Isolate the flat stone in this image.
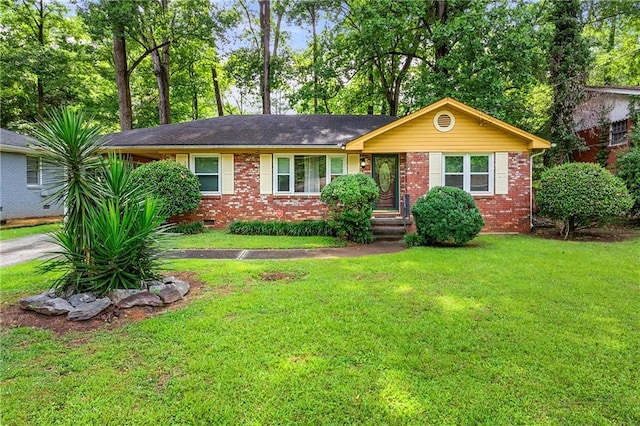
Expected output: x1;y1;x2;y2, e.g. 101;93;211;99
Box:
19;293;73;316
162;276;175;284
171;279;190;297
158;284;182;304
108;289;140;305
116;291;162;309
68;292;96;307
144;280;164;290
67;297;111;321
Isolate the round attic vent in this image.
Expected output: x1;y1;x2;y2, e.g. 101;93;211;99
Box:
434;110;455;132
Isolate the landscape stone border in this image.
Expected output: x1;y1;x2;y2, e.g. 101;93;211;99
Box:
19;276;190;321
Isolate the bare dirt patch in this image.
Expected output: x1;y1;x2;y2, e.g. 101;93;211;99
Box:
260;271;305;282
0;272;204;336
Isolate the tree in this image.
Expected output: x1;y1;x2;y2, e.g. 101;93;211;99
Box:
537;162;633;238
547;0;591;164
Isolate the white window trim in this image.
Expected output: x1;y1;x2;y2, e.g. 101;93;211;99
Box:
26;155;41;187
273;154;347;195
442;153;494;195
190;154;221;194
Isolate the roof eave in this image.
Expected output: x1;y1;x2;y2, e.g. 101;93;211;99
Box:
104;144;349;151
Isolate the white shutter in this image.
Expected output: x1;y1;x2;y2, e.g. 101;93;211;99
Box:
347;154;360;174
495;152;509;195
175;154;188;167
429;152;442;189
221;154;234;194
260;154;273;194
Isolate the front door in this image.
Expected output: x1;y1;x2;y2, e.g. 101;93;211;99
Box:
372;154;399;210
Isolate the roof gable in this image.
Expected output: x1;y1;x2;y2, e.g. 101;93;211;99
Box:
346;98;551;152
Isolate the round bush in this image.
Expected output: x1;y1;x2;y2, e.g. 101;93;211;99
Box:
615;147;640;216
411;186;484;246
320;174;379;243
537;162;633;236
130;160;202;217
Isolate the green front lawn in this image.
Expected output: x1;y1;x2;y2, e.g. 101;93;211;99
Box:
0;223;60;241
164;229;343;249
1;235;639;424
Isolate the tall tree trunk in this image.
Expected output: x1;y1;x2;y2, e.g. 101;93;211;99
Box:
211;66;224;116
189;63;198;120
259;0;271;115
151;38;171;125
37;0;45;117
113;31;133;131
309;4;318;113
433;0;449;76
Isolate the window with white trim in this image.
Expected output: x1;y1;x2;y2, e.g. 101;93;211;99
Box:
609;120;628;146
26;155;41;186
274;154;346;194
191;155;220;193
443;154;493;195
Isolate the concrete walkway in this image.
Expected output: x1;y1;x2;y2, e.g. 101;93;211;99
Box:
0;234;58;268
1;234;406;268
164;241;405;261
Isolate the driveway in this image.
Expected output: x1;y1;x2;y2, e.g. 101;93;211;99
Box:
0;234;58;268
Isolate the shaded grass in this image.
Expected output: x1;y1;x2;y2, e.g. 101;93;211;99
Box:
1;235;639;424
0;224;60;241
164;229;343;249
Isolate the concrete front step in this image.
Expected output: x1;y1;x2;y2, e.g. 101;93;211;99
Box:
371;216;411;241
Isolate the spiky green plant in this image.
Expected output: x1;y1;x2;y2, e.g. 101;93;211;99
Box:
35;109;168;295
32;107;104;264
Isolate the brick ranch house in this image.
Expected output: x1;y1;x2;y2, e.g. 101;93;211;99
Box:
106;98;551;234
573;86;639;167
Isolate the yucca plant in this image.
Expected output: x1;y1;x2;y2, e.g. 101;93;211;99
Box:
36;109;168;295
33;108;105;265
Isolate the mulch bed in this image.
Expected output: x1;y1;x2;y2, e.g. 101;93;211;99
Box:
0;272;204;336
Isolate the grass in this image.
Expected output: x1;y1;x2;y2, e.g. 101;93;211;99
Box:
1;235;639;424
164;229;344;249
0;223;60;241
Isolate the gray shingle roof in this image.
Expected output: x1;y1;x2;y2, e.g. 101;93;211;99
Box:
105;114;398;148
0;129;38;149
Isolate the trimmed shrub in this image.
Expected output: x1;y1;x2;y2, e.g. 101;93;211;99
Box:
130;160;201;217
615;147;640;216
537;162;633;237
411;186;485;246
320;174;379;243
228;220;334;236
173;221;205;235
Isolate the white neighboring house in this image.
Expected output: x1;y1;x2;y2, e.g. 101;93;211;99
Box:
573;85;640;167
0;129;63;223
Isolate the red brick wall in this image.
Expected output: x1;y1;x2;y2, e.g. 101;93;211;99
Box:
402;152;531;233
575;120;632;168
179;152;532;233
176;153;328;228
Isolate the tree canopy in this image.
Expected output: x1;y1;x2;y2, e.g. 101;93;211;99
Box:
1;0;638;144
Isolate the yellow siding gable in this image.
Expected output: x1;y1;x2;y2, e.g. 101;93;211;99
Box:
347;98;551;153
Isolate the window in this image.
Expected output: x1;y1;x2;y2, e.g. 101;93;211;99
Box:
610;120;628;146
26;156;40;186
191;155;220;193
443;154;493;194
274;155;346;194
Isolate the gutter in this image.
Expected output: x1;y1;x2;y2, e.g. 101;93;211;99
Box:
529;149;546;229
103;144;351;151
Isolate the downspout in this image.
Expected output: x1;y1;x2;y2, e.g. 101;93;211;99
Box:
529;149;546;229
